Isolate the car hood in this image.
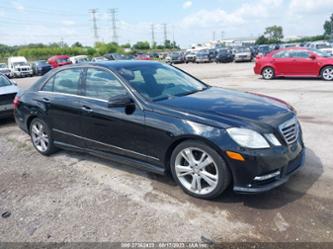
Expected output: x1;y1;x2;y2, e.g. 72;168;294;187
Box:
158;87;294;129
0;85;18;95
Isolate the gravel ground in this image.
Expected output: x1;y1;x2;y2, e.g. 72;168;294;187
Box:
0;62;332;243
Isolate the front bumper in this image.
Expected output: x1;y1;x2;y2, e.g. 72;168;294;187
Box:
227;137;305;193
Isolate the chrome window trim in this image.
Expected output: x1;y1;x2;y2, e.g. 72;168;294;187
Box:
38;65;144;110
53;128;160;161
38;90;108;103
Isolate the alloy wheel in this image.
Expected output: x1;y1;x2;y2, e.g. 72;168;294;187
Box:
262;67;274;80
322;67;333;81
174;147;219;195
31;121;49;152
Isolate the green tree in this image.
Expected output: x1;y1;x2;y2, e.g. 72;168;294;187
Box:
264;25;284;43
323;14;333;36
255;35;269;45
133;41;150;50
72;42;83;47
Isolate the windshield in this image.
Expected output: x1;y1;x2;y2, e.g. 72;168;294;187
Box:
236;47;250;53
36;60;49;65
316;44;330;49
309;48;331;57
0;75;12;87
0;63;7;68
57;58;70;63
115;63;207;102
13;62;28;66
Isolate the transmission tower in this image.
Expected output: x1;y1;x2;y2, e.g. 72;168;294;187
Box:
109;8;118;43
89;9;99;43
151;24;155;48
163;23;168;43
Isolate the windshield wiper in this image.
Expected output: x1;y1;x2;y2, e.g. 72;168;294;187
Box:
175;87;207;97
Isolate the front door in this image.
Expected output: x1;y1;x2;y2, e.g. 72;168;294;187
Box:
79;67;153;162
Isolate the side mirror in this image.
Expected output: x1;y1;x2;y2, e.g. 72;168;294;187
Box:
309;54;316;60
108;94;133;108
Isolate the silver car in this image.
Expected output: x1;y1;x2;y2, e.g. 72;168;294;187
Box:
234;47;252;62
0;74;18;118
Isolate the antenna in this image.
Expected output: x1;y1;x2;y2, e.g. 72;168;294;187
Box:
109;8;118;43
89;9;99;43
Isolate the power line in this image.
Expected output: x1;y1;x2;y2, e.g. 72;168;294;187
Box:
109;8;118;43
89;9;99;43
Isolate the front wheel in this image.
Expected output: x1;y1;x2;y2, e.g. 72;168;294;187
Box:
30;118;57;156
321;66;333;81
170;140;231;199
262;67;275;80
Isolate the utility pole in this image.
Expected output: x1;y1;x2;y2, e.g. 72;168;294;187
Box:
89;9;99;43
163;23;168;44
220;31;224;40
151;24;155;48
331;14;333;41
212;31;216;41
109;8;118;43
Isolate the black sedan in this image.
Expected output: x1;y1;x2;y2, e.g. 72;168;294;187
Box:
215;49;234;63
0;74;18;118
14;61;305;199
31;60;52;76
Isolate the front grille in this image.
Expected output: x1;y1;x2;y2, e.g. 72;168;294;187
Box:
279;118;299;145
0;93;16;105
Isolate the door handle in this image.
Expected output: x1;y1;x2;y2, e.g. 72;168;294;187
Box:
42;97;50;103
81;105;93;112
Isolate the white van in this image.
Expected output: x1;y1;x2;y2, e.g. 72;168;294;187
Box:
8;56;33;78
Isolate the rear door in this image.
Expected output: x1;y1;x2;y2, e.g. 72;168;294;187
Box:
271;50;294;75
39;68;85;147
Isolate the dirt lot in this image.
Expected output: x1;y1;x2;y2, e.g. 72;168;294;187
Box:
1;62;332;243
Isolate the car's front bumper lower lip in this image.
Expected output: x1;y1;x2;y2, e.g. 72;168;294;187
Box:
227;138;305;193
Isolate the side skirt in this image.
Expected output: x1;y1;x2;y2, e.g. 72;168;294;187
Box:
54;141;166;175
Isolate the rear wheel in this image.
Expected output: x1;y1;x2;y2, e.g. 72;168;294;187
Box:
262;67;275;80
170;140;231;199
30;118;57;156
321;66;333;81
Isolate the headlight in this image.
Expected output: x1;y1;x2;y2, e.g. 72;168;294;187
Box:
227;128;270;149
264;133;281;146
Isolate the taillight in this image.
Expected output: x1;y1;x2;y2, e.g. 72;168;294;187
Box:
13;96;20;109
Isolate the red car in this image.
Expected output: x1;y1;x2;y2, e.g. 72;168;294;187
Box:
254;47;333;81
135;54;151;60
47;55;72;69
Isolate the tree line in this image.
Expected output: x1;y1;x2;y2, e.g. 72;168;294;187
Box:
0;40;179;62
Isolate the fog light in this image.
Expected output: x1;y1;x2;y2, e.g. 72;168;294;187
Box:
254;170;280;181
226;151;245;161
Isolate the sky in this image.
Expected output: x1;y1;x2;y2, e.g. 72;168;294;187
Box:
0;0;332;48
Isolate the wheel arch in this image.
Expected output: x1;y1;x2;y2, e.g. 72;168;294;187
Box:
320;64;333;76
261;64;276;75
163;135;232;175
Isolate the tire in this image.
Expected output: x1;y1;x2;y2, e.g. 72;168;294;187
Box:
29;118;58;156
321;66;333;81
262;66;275;80
170;140;231;199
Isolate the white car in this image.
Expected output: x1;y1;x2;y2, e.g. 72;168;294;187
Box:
0;63;11;78
234;47;252;62
91;56;108;62
309;42;333;56
0;74;18;118
69;55;90;64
